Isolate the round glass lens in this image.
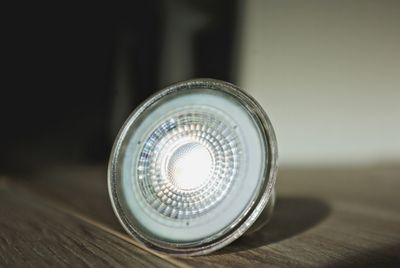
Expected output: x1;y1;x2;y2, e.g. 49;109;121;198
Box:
108;79;278;256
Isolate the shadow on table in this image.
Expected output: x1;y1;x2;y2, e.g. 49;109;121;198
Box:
216;196;331;254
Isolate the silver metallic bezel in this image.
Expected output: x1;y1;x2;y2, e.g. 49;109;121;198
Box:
108;78;278;256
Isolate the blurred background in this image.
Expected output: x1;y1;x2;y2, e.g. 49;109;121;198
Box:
3;0;400;172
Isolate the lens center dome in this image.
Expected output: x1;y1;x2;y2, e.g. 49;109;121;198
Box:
166;142;214;191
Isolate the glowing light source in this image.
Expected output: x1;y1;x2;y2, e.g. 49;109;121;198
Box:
108;79;278;256
166;141;213;191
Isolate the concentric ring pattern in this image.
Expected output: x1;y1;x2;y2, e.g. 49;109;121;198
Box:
136;108;241;221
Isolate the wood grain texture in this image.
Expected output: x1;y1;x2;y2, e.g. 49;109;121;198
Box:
6;165;400;267
0;178;183;268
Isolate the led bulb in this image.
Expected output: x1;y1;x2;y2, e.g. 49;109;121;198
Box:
108;79;278;256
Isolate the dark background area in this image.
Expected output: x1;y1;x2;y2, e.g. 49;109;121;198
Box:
2;1;238;172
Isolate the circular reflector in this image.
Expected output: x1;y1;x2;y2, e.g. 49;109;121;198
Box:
108;79;278;256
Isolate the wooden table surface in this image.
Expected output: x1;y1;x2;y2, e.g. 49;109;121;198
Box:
1;165;399;267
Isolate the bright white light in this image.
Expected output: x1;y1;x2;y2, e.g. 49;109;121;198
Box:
117;88;267;244
109;79;277;256
166;142;213;191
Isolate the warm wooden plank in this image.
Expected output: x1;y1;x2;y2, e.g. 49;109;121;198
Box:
20;166;122;231
0;178;182;268
16;165;400;267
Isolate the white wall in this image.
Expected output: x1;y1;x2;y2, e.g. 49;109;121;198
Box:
237;0;400;165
